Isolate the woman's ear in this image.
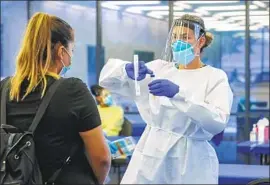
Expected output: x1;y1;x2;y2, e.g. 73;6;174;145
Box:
57;45;64;61
199;36;206;49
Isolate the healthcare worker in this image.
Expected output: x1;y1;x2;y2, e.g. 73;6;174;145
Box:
99;14;233;184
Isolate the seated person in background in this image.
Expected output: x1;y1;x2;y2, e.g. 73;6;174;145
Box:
91;85;124;136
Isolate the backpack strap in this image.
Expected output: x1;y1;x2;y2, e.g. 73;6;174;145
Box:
1;77;11;126
45;144;80;184
28;78;64;133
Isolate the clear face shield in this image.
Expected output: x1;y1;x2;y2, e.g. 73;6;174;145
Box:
161;19;205;67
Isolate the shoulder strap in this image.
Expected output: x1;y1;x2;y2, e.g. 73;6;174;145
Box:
28;78;64;133
46;144;79;184
1;77;11;125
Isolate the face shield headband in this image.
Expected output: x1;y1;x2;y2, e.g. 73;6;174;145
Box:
161;19;205;67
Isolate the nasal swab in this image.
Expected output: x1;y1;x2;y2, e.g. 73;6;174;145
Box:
134;55;141;96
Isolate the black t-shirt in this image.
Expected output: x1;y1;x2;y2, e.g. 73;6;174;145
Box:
0;76;101;183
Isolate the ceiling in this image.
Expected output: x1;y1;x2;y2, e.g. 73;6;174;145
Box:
101;0;269;32
2;0;268;38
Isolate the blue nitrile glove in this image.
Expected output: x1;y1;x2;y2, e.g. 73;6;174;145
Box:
106;139;118;154
125;61;154;81
148;79;179;98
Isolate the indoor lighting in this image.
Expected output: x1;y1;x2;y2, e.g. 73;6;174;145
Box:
102;1;160;6
70;4;87;11
237;21;260;26
125;6;184;12
44;1;66;8
176;1;240;4
213;10;269;18
172;7;185;11
125;9;143;14
174;12;202;16
252;1;267;8
194;9;210;16
173;2;192;9
215;25;262;31
214;27;244;31
173;16;220;22
101;1;161;10
237;18;269;26
101;3;120;10
226;15;269;22
233;32;270;39
147;11;168;16
196;5;258;11
174;16;219;22
147;11;202;17
126;6;168;11
201;17;219;22
206;22;240;29
147;14;163;19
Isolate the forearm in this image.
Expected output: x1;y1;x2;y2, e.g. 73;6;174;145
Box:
89;158;111;184
80;127;112;185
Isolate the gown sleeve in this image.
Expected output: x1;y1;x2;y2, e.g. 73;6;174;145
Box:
170;69;233;135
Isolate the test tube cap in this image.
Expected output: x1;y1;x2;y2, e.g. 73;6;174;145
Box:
134;55;139;61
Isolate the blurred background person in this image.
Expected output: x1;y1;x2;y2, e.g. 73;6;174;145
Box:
91;84;124;136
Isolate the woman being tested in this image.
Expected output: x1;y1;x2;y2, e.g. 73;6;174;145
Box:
0;13;111;184
99;14;233;184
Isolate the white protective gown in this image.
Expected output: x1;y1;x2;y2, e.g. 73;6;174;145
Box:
99;59;233;184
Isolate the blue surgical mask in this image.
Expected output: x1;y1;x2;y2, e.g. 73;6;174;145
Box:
171;40;196;66
59;47;72;76
104;95;113;106
59;61;71;76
